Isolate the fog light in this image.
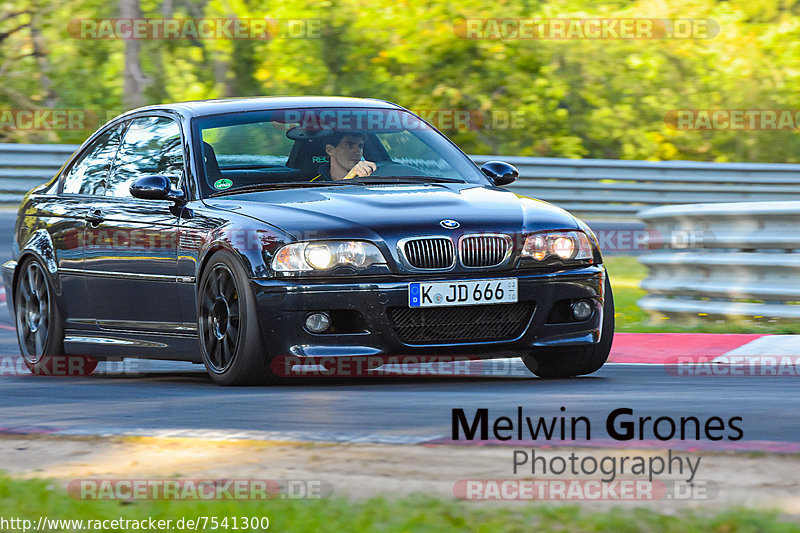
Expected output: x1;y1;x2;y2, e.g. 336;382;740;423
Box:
305;312;331;333
571;300;593;321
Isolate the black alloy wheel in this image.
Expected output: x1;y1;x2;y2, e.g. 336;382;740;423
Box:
13;258;92;376
200;262;240;373
198;250;278;385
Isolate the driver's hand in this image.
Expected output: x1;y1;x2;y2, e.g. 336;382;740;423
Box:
343;161;377;180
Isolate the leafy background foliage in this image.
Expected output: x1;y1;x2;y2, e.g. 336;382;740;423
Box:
1;0;798;162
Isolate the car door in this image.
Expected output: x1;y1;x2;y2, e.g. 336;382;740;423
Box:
82;115;186;333
53;123;126;327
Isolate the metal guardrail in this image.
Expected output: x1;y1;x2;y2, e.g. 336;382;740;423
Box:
3;144;800;218
470;155;800;218
637;201;800;319
0;143;76;204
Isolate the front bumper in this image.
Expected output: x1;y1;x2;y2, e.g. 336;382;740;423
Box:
251;265;606;359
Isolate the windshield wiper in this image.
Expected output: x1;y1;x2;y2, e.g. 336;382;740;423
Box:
209;181;351;197
345;176;465;184
209;176;466;197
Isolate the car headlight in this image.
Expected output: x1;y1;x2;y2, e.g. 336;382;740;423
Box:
272;241;386;272
521;231;593;262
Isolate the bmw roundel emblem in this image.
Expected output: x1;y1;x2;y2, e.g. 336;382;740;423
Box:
440;219;460;229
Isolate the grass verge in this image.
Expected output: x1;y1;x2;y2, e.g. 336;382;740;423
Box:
1;475;798;532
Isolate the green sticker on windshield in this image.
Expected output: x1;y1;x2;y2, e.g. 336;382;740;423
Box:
213;178;233;190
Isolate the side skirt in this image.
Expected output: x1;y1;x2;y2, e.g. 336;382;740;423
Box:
63;330;202;362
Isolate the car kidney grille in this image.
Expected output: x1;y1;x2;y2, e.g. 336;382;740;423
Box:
388;302;533;344
459;235;511;267
402;238;455;269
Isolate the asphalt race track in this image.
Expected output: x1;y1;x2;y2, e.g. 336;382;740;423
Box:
0;210;797;449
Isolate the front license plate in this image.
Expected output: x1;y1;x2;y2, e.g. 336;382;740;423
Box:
409;278;518;308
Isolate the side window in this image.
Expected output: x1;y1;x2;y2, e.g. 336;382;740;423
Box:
202;122;293;168
106;116;184;198
61;124;125;195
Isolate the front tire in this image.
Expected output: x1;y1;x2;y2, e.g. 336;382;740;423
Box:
522;274;615;378
198;250;278;385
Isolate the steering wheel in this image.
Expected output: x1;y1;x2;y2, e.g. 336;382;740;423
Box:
364;161;426;178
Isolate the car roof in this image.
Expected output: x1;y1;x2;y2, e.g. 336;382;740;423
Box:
122;96;404;120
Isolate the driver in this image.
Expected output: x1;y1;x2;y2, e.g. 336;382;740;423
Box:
311;132;377;181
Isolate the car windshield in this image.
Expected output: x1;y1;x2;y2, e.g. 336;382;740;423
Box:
192;107;488;197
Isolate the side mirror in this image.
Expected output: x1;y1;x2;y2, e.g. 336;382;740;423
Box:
130;175;186;204
480;161;519;186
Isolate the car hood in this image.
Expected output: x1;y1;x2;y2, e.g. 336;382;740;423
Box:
203;183;580;242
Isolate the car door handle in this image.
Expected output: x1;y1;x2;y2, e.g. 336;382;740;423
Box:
86;211;104;226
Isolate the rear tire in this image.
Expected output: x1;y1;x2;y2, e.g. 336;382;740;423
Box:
522;274;614;378
198;250;279;386
14;257;97;376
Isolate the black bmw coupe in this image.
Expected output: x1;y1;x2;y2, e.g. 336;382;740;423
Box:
3;97;613;385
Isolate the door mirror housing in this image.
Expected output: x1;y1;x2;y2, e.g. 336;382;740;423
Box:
480;161;519;186
130;175;186;204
